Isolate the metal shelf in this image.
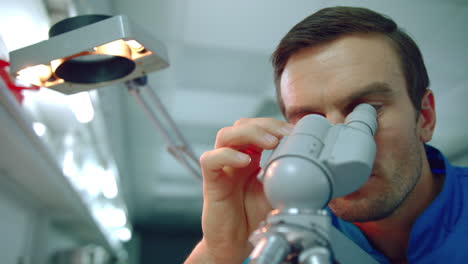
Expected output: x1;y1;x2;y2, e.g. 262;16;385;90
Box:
0;83;125;260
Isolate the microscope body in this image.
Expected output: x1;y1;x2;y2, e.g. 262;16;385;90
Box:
250;104;378;264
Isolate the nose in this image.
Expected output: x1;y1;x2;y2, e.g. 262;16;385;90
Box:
325;111;346;125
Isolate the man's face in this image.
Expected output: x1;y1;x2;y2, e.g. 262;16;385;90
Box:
280;34;424;222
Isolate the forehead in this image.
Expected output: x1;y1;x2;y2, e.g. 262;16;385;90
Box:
280;34;405;113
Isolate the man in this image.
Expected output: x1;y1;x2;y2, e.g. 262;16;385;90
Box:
185;6;468;264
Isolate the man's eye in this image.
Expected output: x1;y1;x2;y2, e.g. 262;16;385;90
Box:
369;104;384;117
368;103;383;111
372;105;382;111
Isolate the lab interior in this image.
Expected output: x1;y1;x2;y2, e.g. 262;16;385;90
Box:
0;0;467;263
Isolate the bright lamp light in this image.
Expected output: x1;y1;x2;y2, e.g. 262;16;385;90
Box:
9;14;202;181
9;15;169;94
115;227;132;242
32;121;47;136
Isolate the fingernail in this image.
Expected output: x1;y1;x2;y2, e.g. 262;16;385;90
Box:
278;124;294;135
237;153;251;162
263;133;277;144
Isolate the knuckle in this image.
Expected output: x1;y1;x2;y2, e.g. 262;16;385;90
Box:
199;151;212;165
215;126;230;141
233;118;250;126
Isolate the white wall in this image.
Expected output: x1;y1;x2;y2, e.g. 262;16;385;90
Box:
0;176;35;264
0;1;84;263
0;0;50;52
0;172;82;264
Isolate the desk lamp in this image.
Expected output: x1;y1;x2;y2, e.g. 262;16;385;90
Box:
9;14;201;179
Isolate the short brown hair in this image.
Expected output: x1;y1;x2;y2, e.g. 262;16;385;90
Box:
272;6;429;116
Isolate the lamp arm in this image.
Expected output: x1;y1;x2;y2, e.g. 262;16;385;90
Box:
143;82;199;165
125;78;202;180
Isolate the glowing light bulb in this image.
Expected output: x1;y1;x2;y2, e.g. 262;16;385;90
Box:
115;227;132;242
32;122;46;136
82;161;103;198
101;168;118;199
50;58;63;72
125;40;144;52
97;39;130;58
62;150;77;178
96;206;127;228
17;64;52;85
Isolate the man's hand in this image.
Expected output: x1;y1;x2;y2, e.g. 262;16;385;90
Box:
185;118;293;264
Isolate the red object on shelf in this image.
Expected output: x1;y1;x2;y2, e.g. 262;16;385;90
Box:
0;59;40;103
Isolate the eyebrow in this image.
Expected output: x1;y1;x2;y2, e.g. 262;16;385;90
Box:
286;82;395;121
347;82;394;102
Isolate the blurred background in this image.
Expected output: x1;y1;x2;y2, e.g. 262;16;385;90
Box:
0;0;467;263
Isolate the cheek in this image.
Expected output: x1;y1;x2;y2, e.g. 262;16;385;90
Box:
372;115;416;164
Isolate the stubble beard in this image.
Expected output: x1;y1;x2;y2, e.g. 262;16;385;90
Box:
328;133;423;223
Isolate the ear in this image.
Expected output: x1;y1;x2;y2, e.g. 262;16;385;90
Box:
417;89;436;142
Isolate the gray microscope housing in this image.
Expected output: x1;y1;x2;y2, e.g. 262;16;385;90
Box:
259;103;378;211
250;104;379;264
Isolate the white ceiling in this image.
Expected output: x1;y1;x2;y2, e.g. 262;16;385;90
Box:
88;0;468;230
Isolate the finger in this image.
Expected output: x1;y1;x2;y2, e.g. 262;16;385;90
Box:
200;148;252;180
233;117;294;137
215;123;291;149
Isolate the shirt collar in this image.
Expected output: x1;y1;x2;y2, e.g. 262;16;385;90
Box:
407;145;463;261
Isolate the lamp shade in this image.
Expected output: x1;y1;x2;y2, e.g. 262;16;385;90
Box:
9;14;169;94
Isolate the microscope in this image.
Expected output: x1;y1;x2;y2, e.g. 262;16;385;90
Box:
249;104;379;264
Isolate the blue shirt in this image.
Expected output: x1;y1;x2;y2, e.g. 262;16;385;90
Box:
244;145;468;263
331;145;468;263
